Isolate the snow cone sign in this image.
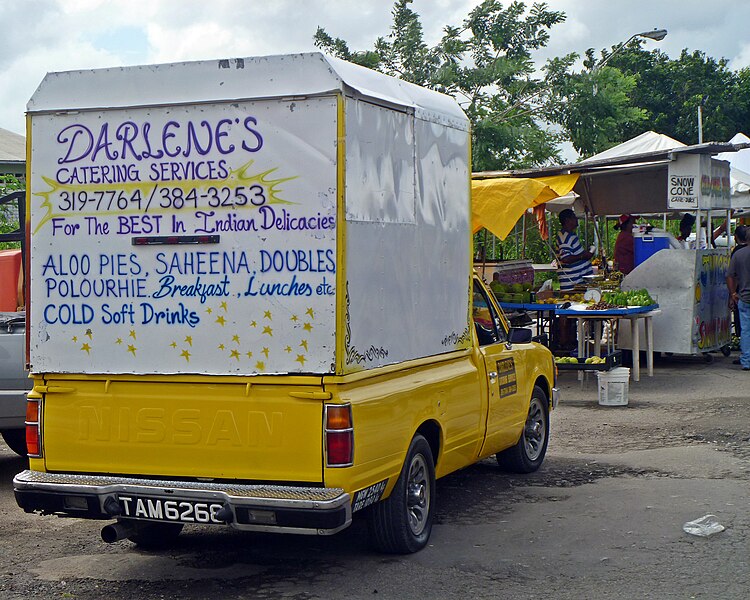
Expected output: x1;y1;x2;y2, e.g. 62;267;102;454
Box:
668;153;730;210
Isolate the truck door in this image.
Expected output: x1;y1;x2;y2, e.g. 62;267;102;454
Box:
472;279;527;454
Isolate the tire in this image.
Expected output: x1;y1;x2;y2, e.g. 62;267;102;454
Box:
496;385;549;474
703;352;715;364
1;429;27;456
126;521;184;549
368;434;435;554
721;345;731;357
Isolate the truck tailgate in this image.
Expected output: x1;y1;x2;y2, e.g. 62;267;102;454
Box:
40;377;324;483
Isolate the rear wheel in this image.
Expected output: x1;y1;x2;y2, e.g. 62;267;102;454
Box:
496;385;549;473
368;434;435;554
126;521;184;549
1;429;27;456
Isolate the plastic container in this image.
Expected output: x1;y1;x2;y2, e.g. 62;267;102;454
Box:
597;367;630;406
634;231;671;267
0;249;21;311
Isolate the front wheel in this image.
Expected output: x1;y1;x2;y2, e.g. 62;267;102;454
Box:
368;434;435;554
496;385;549;473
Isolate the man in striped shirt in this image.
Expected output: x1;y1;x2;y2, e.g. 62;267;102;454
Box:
556;208;594;291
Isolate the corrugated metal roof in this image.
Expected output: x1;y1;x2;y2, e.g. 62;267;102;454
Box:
0;127;25;162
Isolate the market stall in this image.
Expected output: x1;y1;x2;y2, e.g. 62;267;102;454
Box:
472;132;749;371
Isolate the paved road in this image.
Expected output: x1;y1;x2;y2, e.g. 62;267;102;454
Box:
1;353;748;599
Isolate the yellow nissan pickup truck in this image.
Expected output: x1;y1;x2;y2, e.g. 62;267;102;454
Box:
14;53;557;554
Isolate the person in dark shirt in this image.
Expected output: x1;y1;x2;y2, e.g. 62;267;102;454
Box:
727;225;750;370
613;214;636;274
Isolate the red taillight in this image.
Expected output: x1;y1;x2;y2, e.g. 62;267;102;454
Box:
325;404;353;467
25;399;41;457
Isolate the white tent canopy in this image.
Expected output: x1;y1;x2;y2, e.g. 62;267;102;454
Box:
581;131;685;163
716;132;750;198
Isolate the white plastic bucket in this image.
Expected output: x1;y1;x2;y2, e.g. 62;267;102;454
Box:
597;367;630;406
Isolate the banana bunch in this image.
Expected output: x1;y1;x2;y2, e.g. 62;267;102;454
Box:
554;356;579;364
584;356;606;364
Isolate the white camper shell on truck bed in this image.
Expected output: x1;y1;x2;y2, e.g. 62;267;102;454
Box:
25;52;472;378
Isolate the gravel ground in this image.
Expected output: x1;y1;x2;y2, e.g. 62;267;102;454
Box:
0;351;748;599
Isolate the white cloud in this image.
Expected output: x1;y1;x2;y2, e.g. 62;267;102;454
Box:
3;0;750;136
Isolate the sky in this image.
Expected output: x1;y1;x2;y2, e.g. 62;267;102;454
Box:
2;0;750;141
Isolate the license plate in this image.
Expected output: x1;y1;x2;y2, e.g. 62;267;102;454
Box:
118;495;224;524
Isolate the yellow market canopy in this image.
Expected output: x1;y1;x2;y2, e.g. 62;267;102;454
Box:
471;174;579;240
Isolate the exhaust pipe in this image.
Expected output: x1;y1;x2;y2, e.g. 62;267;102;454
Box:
101;521;135;544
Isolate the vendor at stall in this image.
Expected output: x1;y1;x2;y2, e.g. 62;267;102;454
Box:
555;209;593;350
613;214;636;274
556;208;594;291
676;213;708;249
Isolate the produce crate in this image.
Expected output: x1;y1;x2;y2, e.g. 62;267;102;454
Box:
555;350;622;371
493;291;533;304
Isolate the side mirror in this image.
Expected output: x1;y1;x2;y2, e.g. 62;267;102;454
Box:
509;327;533;344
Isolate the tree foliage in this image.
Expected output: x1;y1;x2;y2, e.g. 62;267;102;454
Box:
0;174;23;248
584;43;749;146
315;0;567;170
315;1;750;263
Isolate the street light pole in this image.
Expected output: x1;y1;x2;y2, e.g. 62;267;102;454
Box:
594;29;668;72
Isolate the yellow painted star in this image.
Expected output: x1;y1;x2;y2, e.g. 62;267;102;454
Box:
206;307;213;314
299;339;309;351
85;329;93;339
303;322;313;332
230;349;241;361
296;354;306;366
262;347;270;358
181;349;191;361
129;330;137;340
232;334;241;344
290;315;299;322
115;338;123;345
72;336;78;343
285;346;292;353
81;343;91;354
170;341;177;348
218;343;225;351
264;310;272;320
250;320;257;328
246;351;253;359
255;361;265;370
305;308;315;319
127;344;137;356
216;315;226;326
184;336;193;346
262;325;273;336
220;301;228;312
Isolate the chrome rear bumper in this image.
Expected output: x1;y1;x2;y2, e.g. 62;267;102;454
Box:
14;469;351;535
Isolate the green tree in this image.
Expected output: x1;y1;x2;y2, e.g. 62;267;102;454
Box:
0;174;24;250
315;0;567;170
600;45;745;144
545;49;647;157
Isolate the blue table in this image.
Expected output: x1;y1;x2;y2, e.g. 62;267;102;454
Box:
498;302;563;347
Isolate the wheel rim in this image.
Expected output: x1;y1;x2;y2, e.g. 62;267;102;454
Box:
523;397;546;462
406;454;430;536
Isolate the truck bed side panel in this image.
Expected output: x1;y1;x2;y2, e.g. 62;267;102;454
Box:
324;352;485;494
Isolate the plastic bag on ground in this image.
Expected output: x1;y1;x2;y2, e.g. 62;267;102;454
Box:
682;514;725;537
